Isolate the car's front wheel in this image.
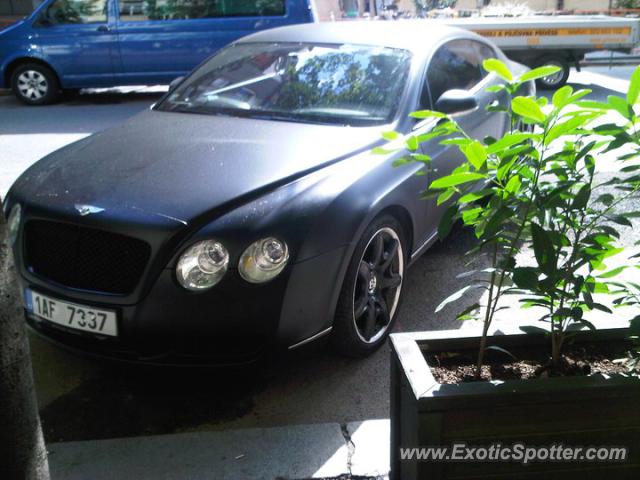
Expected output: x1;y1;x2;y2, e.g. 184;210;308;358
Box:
332;215;406;357
11;63;60;105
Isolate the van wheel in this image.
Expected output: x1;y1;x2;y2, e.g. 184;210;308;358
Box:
534;56;570;90
332;215;406;357
11;63;60;105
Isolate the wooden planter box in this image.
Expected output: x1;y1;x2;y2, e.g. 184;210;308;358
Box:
390;327;640;480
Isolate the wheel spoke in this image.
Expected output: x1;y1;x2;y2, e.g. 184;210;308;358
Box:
354;293;368;319
358;260;370;282
380;239;399;270
375;295;390;327
381;273;402;290
363;299;377;340
371;234;384;265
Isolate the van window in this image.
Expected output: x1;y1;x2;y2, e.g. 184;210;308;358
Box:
119;0;286;22
38;0;108;25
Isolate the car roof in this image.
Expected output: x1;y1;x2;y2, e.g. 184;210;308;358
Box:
236;20;477;52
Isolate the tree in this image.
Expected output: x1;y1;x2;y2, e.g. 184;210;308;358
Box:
0;198;49;480
616;0;640;8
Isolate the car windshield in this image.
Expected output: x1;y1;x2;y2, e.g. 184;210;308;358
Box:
156;42;412;126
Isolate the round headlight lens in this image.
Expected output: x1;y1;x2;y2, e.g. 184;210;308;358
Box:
239;237;289;284
7;204;22;246
176;240;229;291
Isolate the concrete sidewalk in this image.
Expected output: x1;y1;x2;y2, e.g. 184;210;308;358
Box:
47;419;390;480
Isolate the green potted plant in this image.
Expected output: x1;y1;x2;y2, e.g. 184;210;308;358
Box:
388;62;640;480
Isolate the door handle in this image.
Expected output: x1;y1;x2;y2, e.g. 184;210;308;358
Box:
97;25;111;32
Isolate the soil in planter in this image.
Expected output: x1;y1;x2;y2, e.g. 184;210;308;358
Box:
428;342;640;384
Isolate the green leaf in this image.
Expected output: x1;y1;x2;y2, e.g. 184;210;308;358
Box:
430;172;486;189
372;147;395;155
519;65;562;83
627;65;640;106
462;141;487;170
437;204;458;239
552;85;573;108
512;96;546;124
597;266;627;278
571;184;591;210
608;95;633;120
382;131;399;141
486;132;536;155
456;302;481;320
504;175;521;195
531;223;557;275
513;267;539;290
544;114;596;146
483;205;514;237
406;135;419;151
482;58;513;82
409;110;447;119
436;188;455;206
486;84;506;93
459;189;494;204
520;325;548;335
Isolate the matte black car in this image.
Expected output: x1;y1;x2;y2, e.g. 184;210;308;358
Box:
4;21;529;365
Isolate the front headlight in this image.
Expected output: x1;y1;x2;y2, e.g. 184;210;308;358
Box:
239;237;289;283
7;204;21;246
176;240;229;291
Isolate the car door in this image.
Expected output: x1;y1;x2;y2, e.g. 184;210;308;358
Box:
32;0;118;87
114;0;303;85
414;39;507;242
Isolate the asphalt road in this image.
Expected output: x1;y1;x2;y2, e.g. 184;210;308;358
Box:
0;66;636;443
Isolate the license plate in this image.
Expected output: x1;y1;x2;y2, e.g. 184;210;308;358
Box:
25;289;118;337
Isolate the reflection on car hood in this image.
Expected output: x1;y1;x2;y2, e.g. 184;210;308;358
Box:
11;110;385;223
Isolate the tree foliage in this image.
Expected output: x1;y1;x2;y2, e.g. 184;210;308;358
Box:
382;61;640;376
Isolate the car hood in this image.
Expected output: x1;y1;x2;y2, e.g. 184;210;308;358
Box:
11;110;385;224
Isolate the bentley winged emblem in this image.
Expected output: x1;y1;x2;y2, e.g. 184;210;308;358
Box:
74;204;105;216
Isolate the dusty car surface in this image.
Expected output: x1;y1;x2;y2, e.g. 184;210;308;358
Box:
4;21;529;365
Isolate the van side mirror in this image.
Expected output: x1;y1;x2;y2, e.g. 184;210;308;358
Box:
169;76;185;92
435;89;478;115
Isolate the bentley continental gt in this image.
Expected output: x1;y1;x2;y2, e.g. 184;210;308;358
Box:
4;21;530;365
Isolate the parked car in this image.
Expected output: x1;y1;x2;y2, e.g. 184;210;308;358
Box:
4;21;531;365
0;0;316;105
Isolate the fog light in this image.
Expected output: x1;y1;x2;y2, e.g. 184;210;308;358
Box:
239;237;289;283
7;204;21;246
176;240;229;291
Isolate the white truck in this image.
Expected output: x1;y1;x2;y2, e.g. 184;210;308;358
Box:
438;15;640;88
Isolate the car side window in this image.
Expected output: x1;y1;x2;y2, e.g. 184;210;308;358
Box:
422;40;486;108
38;0;108;25
119;0;286;22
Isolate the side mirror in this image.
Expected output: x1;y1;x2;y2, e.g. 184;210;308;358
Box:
168;76;185;92
435;89;478;116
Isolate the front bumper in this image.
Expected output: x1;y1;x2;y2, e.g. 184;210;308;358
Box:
22;268;287;366
21;244;349;366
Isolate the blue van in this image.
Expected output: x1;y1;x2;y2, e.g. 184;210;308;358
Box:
0;0;316;105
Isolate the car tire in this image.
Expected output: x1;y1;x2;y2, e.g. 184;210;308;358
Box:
534;56;570;90
11;63;60;105
332;214;406;357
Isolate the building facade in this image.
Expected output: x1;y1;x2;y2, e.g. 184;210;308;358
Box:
454;0;613;12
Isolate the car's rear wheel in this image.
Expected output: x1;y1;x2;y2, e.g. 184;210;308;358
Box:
11;63;60;105
332;215;405;357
